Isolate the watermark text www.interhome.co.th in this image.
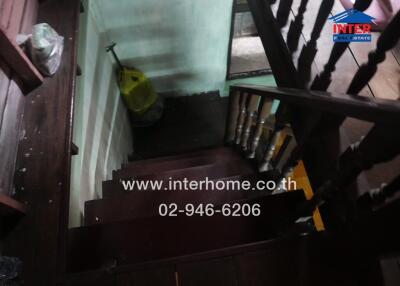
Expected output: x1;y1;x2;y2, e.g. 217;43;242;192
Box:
120;177;297;192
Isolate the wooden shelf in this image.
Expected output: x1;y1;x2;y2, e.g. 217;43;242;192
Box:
0;25;43;92
0;194;27;237
0;194;27;217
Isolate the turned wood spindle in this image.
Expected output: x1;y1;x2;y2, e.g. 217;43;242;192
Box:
225;90;241;143
276;0;294;28
304;123;400;214
274;134;296;171
241;95;261;151
259;127;283;172
348;11;400;95
314;11;400;132
248;99;274;158
235;92;249;145
358;174;400;210
287;0;309;54
297;0;334;85
310;0;373;91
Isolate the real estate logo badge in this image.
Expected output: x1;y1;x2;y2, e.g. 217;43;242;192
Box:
329;9;375;43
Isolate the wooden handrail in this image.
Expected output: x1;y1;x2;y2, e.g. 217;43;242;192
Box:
230;84;400;123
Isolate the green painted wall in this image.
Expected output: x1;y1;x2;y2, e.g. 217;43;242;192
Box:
69;0;276;227
89;0;276;96
69;3;133;227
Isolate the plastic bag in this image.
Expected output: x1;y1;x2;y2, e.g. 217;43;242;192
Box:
28;23;64;76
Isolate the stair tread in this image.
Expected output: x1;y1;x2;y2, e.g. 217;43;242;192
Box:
123;146;236;167
69;191;307;273
115;147;242;178
104;160;257;198
132;94;228;159
85;176;274;226
65;233;324;286
112;157;255;180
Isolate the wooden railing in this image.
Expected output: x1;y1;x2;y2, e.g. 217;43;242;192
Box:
227;0;400;228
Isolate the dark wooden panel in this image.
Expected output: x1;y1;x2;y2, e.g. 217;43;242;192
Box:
116;267;176;286
115;157;220;179
125;147;237;168
0;60;12;194
3;0;26;39
66;271;116;286
235;245;303;286
0;0;38;197
0;26;43;90
0;194;27;238
113;158;255;181
3;0;80;285
103;173;267;198
0;78;25;196
20;0;39;34
0;193;26;216
392;42;400;64
119;148;242;178
178;257;237;286
0;0;14;30
85;185;271;226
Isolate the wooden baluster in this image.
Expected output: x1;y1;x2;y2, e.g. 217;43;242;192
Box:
358;174;400;211
248;98;274;158
273;144;303;193
297;0;334;85
225;90;241;144
276;0;294;28
310;0;373;91
287;0;309;54
259;126;284;172
274;134;296;171
347;11;400;95
259;106;289;172
301;123;400;215
235;92;249;145
241;95;261;151
272;107;332;192
314;11;400;132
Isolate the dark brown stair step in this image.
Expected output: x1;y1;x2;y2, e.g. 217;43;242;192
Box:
121;146;239;170
114;149;242;179
103;173;267;198
112;158;255;181
68;191;306;273
85;187;273;226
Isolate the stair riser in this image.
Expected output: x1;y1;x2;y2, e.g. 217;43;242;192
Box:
69;192;305;273
114;151;242;179
122;147;237;169
84;189;272;226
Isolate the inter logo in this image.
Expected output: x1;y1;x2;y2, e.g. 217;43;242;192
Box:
329;9;375;43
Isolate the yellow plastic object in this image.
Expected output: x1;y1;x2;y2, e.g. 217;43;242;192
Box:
119;67;158;115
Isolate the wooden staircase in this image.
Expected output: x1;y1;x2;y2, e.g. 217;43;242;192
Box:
2;1;400;285
68;145;310;275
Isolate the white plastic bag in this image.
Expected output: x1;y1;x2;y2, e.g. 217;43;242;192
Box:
28;23;64;76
